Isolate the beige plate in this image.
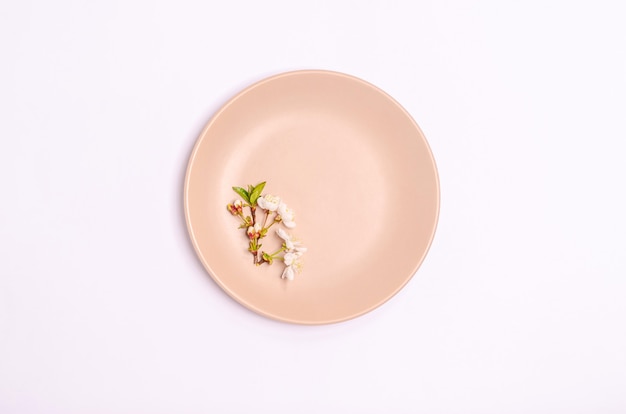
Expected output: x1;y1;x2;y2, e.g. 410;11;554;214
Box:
184;70;439;325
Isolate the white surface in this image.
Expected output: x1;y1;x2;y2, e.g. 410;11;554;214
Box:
1;1;625;412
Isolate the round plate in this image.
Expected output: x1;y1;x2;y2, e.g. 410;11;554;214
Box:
184;70;439;324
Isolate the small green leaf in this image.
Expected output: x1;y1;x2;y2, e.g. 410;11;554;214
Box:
254;181;266;193
249;181;266;205
232;186;249;202
247;184;254;194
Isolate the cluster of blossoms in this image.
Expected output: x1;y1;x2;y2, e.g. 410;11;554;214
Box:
227;182;306;281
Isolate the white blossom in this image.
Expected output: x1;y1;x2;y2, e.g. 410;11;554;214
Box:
278;202;296;228
276;227;291;242
275;227;306;281
276;228;306;252
257;194;281;211
283;252;297;266
276;228;295;250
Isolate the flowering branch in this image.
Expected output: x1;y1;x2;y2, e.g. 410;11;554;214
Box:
227;181;306;280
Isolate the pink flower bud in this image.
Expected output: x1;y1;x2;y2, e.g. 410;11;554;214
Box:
247;226;255;239
227;204;238;215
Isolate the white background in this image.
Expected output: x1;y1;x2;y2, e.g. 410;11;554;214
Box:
1;1;625;413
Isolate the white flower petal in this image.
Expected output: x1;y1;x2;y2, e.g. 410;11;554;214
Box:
277;202;288;217
259;195;280;212
257;196;268;210
282;266;295;281
276;228;291;242
284;252;296;266
278;203;296;225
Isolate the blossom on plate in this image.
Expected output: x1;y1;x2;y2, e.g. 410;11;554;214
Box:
228;181;305;280
257;194;281;212
277;202;296;228
275;228;306;281
281;256;303;281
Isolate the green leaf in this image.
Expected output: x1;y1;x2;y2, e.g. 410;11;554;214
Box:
249;181;266;205
232;186;249;202
254;181;267;193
